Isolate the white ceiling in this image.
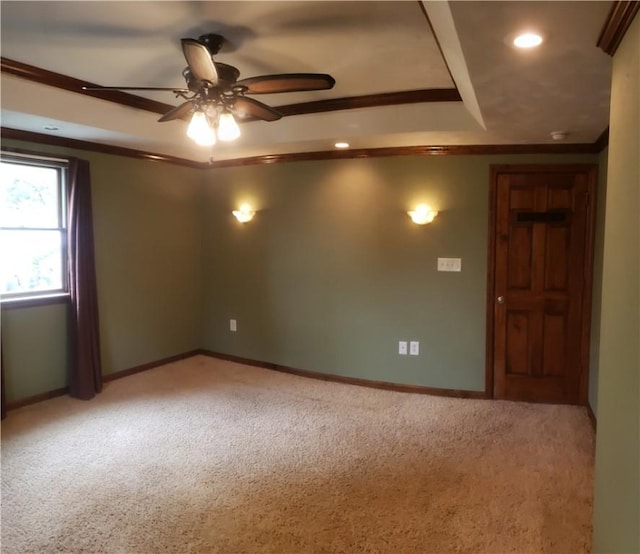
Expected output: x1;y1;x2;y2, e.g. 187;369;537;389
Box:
0;1;613;163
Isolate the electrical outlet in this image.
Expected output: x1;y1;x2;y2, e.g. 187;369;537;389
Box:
398;341;408;355
437;257;462;272
230;319;237;332
409;341;420;356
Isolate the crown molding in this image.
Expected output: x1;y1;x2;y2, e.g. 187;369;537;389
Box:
273;88;461;118
1;57;175;116
0;127;208;169
2;127;603;170
2;56;460;125
597;1;640;56
207;142;599;168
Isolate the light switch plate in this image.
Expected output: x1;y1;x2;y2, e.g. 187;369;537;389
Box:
230;319;237;332
409;341;419;356
398;341;408;355
438;257;462;272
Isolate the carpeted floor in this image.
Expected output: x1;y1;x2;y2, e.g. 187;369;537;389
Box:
1;355;594;553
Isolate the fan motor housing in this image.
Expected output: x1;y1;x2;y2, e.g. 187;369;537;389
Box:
199;33;225;55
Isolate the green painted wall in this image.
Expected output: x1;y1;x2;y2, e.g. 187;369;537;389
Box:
201;153;599;392
588;146;609;417
2;303;68;400
1;140;203;402
1;139;605;404
89;152;203;374
592;15;640;554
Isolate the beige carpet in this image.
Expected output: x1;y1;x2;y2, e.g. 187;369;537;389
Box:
1;355;594;553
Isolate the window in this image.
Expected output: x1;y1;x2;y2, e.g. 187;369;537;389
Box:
1;152;69;302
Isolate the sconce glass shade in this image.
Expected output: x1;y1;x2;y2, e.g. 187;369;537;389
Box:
187;111;216;146
232;204;255;223
217;112;241;142
408;204;438;225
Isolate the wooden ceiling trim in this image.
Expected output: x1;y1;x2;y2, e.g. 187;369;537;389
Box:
597;1;640;56
2;127;600;170
274;88;461;118
207;143;599;168
1;127;207;169
1;57;175;116
2;56;461;123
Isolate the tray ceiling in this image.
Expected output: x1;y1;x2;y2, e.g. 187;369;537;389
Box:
0;1;613;163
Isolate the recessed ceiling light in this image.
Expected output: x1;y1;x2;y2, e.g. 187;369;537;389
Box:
334;142;350;149
513;32;544;49
43;125;59;131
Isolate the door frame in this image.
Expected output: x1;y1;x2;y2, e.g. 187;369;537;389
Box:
485;164;598;404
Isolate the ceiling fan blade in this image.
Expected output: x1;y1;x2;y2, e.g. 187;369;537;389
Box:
232;97;282;122
181;38;218;84
158;100;194;122
82;86;189;92
235;73;335;94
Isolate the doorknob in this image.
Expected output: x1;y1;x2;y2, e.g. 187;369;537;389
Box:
497;295;505;304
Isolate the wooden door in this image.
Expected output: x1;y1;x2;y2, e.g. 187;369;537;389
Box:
488;165;596;404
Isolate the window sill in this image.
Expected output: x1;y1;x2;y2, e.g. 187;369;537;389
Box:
1;293;70;310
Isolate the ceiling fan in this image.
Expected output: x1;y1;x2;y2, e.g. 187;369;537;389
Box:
83;33;336;146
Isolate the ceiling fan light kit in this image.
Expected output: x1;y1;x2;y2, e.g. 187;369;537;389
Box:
217;111;241;142
187;110;216;146
84;33;335;148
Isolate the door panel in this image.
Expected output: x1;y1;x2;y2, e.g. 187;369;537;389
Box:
507;225;533;289
489;166;596;404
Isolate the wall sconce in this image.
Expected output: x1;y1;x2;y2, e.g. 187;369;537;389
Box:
232;204;255;223
408;204;438;225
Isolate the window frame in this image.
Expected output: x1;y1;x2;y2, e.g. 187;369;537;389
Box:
1;150;71;308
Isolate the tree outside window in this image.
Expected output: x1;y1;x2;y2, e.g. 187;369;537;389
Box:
1;153;68;300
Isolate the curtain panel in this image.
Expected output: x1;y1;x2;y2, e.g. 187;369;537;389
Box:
67;158;102;400
1;346;5;419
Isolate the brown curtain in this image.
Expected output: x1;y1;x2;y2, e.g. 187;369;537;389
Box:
67;158;102;400
1;345;6;420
